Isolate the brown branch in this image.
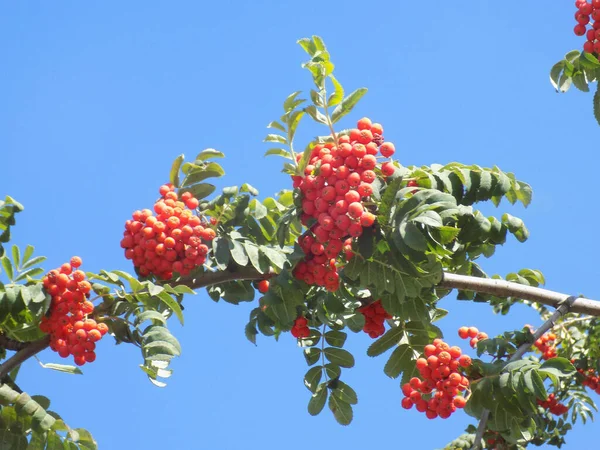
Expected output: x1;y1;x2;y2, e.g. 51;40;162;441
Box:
178;266;275;290
440;272;600;316
0;333;30;351
0;336;50;379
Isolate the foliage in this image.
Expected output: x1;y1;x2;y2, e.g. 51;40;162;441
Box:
0;34;599;449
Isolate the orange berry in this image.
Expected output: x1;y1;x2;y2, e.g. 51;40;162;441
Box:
357;117;372;130
70;256;83;268
458;355;472;367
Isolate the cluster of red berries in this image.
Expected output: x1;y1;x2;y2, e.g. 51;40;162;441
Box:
577;367;600;394
574;1;600;60
538;393;569;416
39;257;108;366
357;300;391;338
534;332;558;360
120;184;216;280
401;337;471;419
292;117;396;292
458;326;488;349
291;316;310;339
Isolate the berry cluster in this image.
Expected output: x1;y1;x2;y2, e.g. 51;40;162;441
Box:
291;316;310;339
358;300;391;338
120;184;215;280
458;326;488;349
538;393;569;416
292;118;396;292
534;333;558;360
574;1;600;60
401;338;471;419
39;257;108;366
577;367;600;394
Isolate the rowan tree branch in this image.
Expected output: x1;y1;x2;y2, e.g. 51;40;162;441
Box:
470;296;577;450
0;333;30;351
178;266;276;290
440;272;600;316
0;336;50;379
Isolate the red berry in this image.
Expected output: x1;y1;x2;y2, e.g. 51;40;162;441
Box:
381;162;395;177
257;280;270;294
380;142;395;158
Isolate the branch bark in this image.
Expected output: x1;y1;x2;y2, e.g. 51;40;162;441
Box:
178;266;275;290
440;272;600;316
0;333;30;351
0;336;50;379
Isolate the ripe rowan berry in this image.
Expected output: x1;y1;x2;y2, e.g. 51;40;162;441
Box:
257;280;270;294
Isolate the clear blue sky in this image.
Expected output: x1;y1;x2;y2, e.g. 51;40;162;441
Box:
0;1;597;449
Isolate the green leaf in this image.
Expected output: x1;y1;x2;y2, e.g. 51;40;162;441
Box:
367;326;404;357
539;357;575;379
229;239;249;267
307;386;327;416
594;84;600;126
297;38;316;56
324;363;341;380
323;347;354;368
20;256;46;270
558;72;572;93
195;148;225;161
304;105;328;124
549;61;565;91
330;88;367;124
180;183;216;201
22;245;34;264
267;121;286;132
324;330;347;348
260;246;287;271
243;242;267;274
304;366;323;393
327;74;344;107
14;267;44;282
283;91;305;112
399;221;428;252
572;72;590;92
1;256;14;281
384;344;415;379
264;134;287;144
530;369;547;400
11;245;20;269
156;291;184;325
169;154;184;188
310;89;324;107
134;310;167;327
213;237;231;270
304;347;321;366
37;362;83;375
328;395;353;425
264;148;292;159
181;162;225;186
332;381;358;405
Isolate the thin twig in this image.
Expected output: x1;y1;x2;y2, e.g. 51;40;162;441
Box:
470;296;577;450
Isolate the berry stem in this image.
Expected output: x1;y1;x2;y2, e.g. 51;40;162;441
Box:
320;323;329;383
